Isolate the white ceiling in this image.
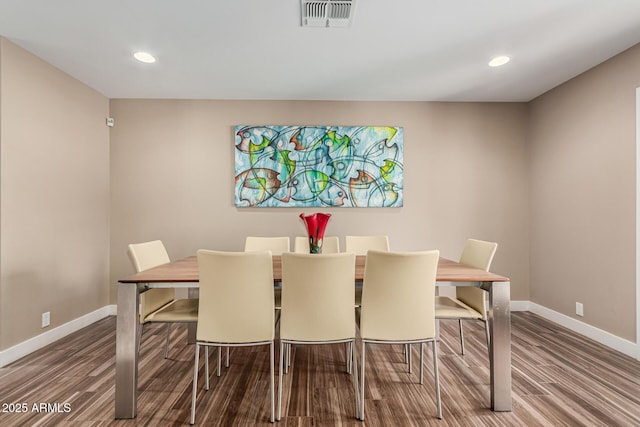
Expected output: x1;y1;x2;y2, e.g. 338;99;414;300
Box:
1;0;640;102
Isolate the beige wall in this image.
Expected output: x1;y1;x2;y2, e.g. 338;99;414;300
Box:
0;38;110;350
529;44;640;341
109;100;530;302
5;33;637;352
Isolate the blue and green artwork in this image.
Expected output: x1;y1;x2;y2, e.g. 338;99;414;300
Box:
234;125;403;208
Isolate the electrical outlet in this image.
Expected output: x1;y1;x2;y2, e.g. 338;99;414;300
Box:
576;302;584;317
42;311;50;328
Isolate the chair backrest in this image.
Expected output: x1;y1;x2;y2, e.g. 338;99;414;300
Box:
280;252;356;341
196;250;275;343
294;236;340;254
456;239;498;318
459;239;498;270
127;240;174;321
359;250;439;341
244;236;290;255
128;240;170;272
344;235;390;255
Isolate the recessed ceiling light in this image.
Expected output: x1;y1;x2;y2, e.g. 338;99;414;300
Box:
133;51;156;64
488;55;510;67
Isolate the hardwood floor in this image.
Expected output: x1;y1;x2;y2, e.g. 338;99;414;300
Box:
1;312;639;426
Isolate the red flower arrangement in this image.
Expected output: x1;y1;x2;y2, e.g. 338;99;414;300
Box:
299;213;331;254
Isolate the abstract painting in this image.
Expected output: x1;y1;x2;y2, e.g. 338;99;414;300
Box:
234;125;403;208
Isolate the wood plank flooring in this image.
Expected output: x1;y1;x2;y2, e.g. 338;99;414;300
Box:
1;312;639;426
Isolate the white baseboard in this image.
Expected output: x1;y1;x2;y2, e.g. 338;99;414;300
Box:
509;300;531;312
0;305;117;368
511;300;638;359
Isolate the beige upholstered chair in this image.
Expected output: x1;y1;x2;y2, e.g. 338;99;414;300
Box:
127;240;198;358
344;235;390;308
191;250;275;424
435;238;498;355
344;235;389;255
244;236;290;254
278;252;360;421
359;250;442;420
244;236;288;311
294;235;340;253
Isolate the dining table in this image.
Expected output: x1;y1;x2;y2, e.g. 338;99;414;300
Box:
115;254;511;419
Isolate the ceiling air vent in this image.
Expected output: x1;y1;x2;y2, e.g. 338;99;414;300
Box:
301;0;355;28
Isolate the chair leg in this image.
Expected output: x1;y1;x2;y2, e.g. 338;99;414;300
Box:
270;341;275;423
164;324;171;358
284;344;288;374
205;346;210;390
432;340;442;419
351;339;361;420
285;343;291;374
484;319;491;351
277;341;285;421
346;342;352;374
419;343;424;385
458;319;465;355
137;323;144;355
408;344;412;374
226;347;230;368
190;343;200;425
217;347;222;377
360;342;366;421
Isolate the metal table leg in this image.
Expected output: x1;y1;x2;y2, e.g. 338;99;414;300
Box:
115;282;139;419
486;280;512;411
187;287;199;343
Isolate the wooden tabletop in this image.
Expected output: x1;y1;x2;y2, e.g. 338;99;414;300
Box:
119;254;509;284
